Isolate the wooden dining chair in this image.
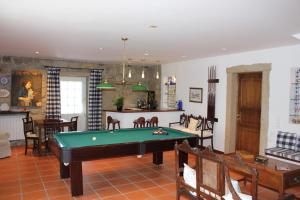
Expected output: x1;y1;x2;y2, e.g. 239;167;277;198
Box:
70;116;79;131
133;117;146;128
146;116;158;127
22;117;40;155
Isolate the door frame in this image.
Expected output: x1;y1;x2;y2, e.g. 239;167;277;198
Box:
224;63;271;155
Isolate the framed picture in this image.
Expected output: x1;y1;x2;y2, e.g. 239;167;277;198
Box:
189;87;203;103
11;70;43;107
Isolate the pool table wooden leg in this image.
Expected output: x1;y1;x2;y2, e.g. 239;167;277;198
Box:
60;162;70;178
153;152;163;165
70;161;83;196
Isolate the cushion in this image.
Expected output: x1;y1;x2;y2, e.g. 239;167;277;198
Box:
223;192;252;200
225;179;241;195
265;147;294;157
283;151;300;161
188;118;199;131
276;131;297;150
172;124;186;131
181;129;213;137
183;163;197;196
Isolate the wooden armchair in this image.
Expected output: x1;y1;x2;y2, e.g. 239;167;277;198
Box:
223;154;258;200
169;113;188;129
175;140;225;200
175;140;259;200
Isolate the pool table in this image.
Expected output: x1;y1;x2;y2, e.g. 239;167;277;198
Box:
51;127;198;196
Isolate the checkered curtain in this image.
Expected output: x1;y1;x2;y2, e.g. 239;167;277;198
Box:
46;67;61;119
88;69;103;130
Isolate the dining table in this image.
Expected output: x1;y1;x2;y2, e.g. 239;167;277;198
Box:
34;119;73;155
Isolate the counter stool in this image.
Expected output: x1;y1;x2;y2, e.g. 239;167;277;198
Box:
107;116;120;130
146;116;158;127
133;117;145;128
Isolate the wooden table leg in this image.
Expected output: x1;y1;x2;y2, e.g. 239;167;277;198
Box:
278;176;285;198
153;152;163;165
70;161;83;196
60;162;70;179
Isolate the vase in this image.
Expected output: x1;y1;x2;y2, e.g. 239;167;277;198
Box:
117;106;123;112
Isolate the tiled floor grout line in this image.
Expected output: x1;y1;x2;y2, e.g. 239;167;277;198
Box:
85;174;103;200
99;170;130;200
35;154;51;200
16;151;24;200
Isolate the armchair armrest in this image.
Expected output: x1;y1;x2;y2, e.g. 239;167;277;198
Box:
169;122;181;128
0;132;9;140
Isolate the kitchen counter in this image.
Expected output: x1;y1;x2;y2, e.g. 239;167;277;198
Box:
104;109;184;129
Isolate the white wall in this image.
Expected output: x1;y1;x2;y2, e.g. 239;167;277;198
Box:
161;44;300;152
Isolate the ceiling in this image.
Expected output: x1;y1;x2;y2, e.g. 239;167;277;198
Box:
0;0;300;64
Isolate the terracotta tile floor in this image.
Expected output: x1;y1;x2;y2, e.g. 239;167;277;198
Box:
0;147;299;200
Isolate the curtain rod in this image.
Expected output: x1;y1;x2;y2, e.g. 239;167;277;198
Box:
44;66;104;71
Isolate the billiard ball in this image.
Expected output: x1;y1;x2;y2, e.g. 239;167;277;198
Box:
92;137;96;141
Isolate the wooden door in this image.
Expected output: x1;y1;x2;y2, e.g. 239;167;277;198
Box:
236;72;262;156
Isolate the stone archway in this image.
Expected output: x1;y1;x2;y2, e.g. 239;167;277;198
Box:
224;63;271;155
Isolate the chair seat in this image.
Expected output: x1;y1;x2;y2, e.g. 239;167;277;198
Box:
111;119;120;123
223;192;252;200
171;125;186;131
26;132;39;138
181;128;213;137
283;151;300;161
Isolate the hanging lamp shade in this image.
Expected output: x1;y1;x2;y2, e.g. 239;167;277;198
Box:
96;80;115;89
132;82;148;91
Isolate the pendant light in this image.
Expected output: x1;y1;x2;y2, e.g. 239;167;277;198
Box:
96;79;115;89
132;82;148;91
128;58;132;78
156;60;160;79
132;59;148;91
121;37;128;84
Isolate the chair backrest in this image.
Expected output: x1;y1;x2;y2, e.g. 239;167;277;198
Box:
150;116;158;127
203;118;214;131
179;113;187;126
44;119;63;139
70;116;78;131
136;117;146;128
188;115;204;130
175;141;257;200
196;147;225;199
22;117;34;137
107;116;113;123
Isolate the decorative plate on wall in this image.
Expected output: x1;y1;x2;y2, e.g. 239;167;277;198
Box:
0;76;9;86
0;89;10;97
0;103;9;111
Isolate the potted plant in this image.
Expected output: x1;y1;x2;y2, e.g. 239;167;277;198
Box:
113;96;124;111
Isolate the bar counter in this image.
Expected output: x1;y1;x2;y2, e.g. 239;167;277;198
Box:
104;108;184;129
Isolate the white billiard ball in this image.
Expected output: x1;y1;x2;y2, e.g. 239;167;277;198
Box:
92;137;96;141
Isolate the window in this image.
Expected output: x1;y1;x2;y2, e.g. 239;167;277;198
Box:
60;77;86;114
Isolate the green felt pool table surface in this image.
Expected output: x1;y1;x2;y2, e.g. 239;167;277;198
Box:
54;127;194;149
